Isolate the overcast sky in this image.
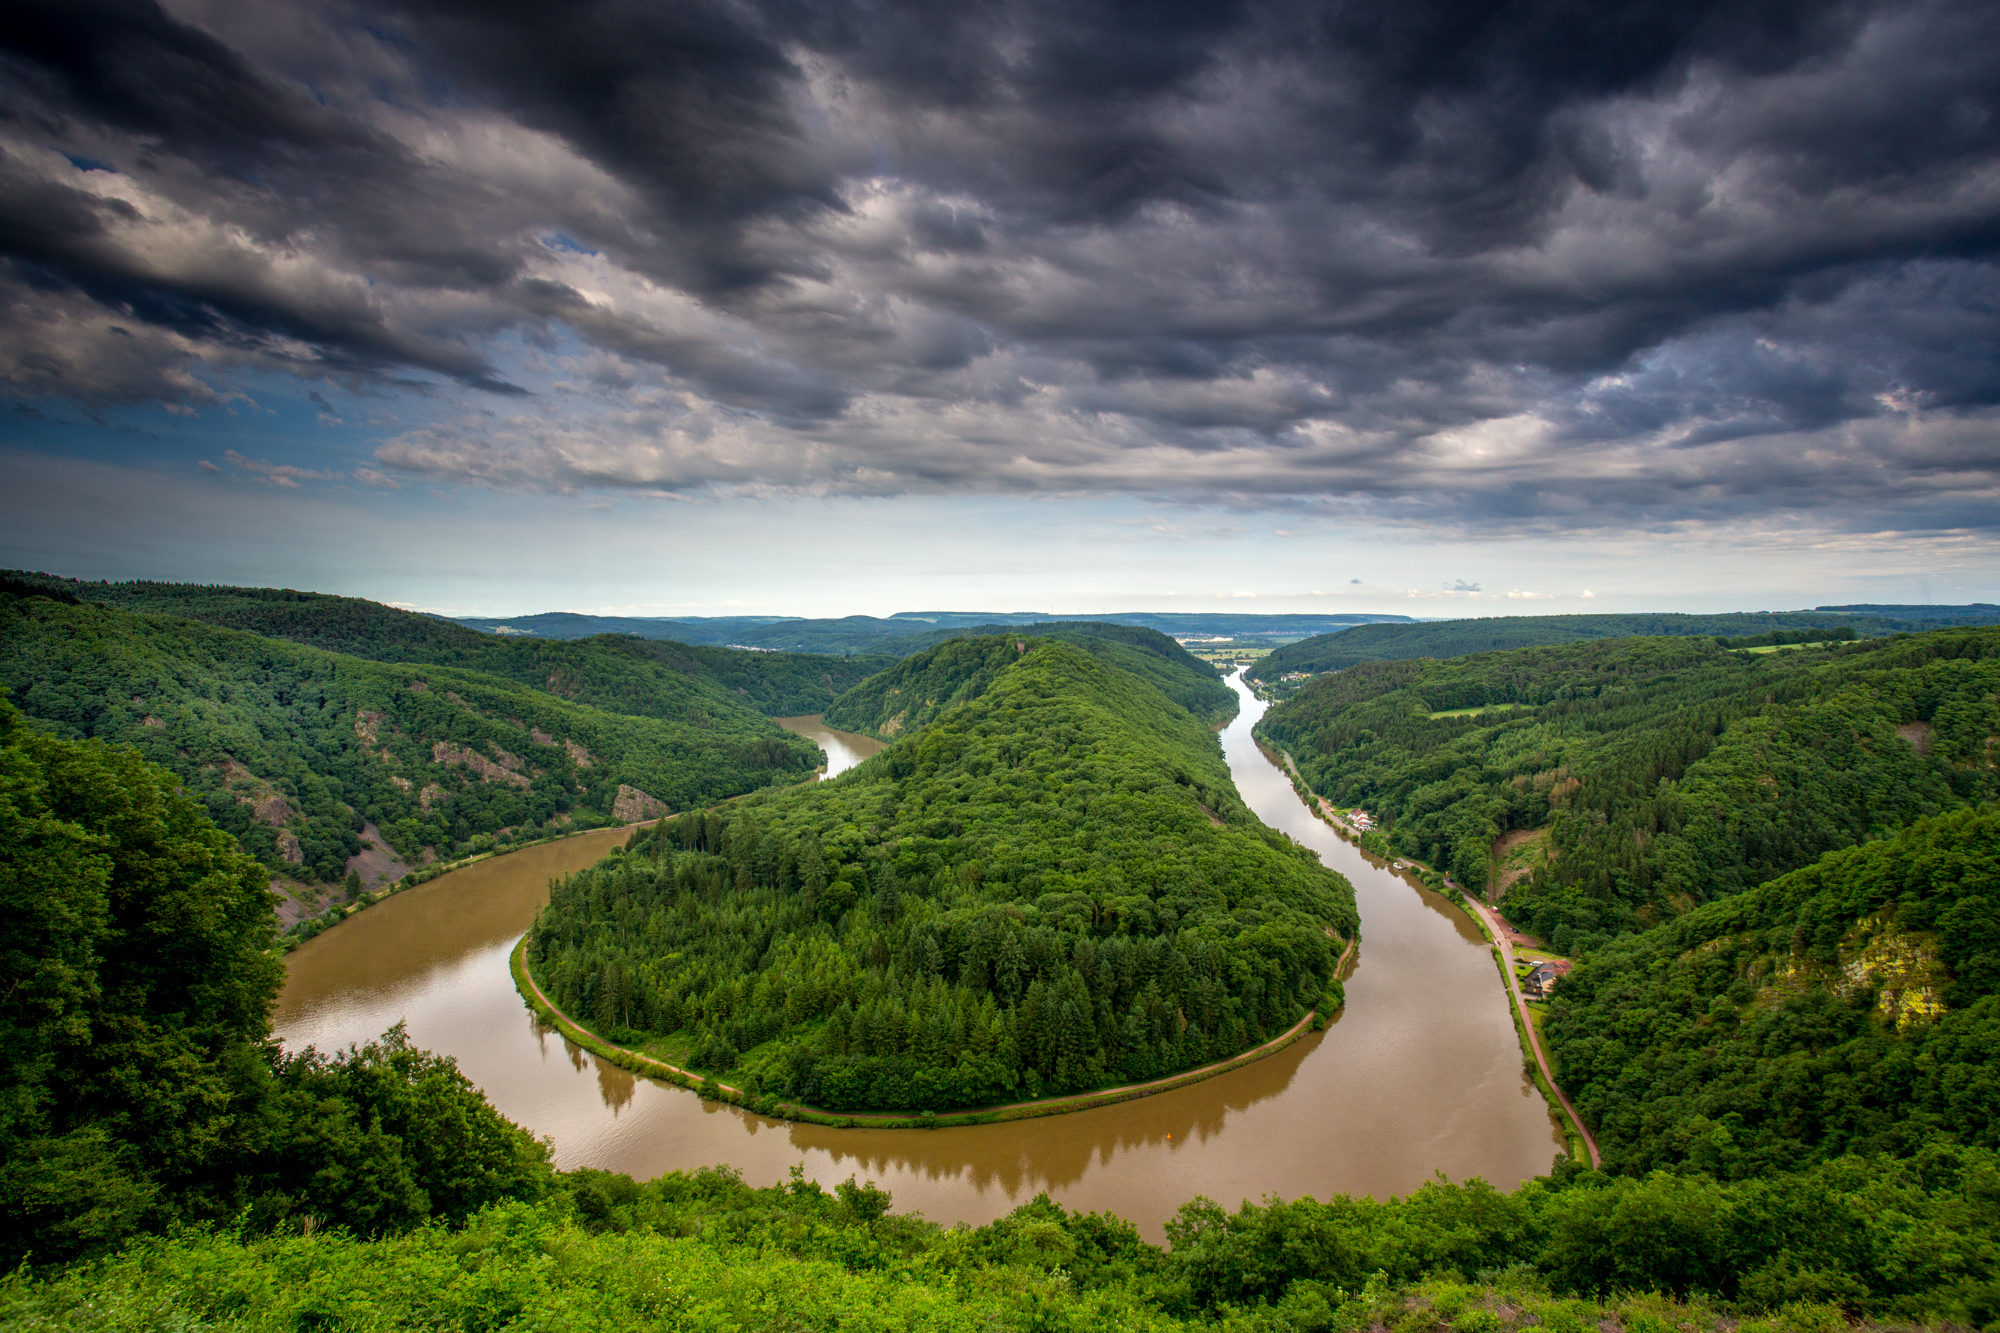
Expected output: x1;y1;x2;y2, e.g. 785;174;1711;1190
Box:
2;0;1997;615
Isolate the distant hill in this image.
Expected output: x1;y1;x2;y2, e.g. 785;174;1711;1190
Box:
1816;602;2000;623
0;591;824;883
2;572;888;717
1245;608;1999;689
452;607;1412;651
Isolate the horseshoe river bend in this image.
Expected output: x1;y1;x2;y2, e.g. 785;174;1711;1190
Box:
274;672;1563;1239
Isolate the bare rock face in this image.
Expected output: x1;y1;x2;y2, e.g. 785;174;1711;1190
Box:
430;740;532;788
612;784;667;823
275;828;305;864
253;793;293;827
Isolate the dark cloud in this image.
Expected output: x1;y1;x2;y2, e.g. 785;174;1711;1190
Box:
0;0;1997;529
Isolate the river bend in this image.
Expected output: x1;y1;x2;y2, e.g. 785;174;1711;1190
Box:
274;674;1561;1237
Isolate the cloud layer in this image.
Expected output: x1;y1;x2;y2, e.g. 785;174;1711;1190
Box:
3;0;1998;529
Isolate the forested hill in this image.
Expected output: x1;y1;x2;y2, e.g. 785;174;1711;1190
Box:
1549;806;2000;1179
11;685;2000;1323
3;571;889;718
826;626;1232;736
528;638;1356;1113
1256;629;2000;951
1245;608;2000;686
0;591;820;882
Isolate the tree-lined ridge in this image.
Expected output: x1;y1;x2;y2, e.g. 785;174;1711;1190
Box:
1257;628;2000;950
0;590;822;885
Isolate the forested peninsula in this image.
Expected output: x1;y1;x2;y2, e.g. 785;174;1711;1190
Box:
1257;629;2000;950
527;636;1356;1112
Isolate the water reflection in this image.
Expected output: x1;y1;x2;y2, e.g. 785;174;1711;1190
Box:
274;675;1560;1239
773;715;885;779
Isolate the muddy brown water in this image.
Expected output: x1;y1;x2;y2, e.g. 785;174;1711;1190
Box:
275;682;1562;1238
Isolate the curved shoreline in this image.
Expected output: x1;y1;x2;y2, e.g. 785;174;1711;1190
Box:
512;933;1354;1130
1264;740;1600;1167
1452;893;1602;1168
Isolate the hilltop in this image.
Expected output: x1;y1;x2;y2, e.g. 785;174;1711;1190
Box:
825;621;1233;733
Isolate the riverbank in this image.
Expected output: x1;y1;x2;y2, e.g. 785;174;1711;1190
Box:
1263;743;1597;1166
512;934;1354;1130
1453;894;1601;1167
278;819;657;952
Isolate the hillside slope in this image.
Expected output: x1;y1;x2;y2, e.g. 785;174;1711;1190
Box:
0;591;820;881
1549;806;2000;1178
1245;609;2000;687
5;573;888;718
529;639;1355;1112
826;626;1233;737
1256;629;2000;948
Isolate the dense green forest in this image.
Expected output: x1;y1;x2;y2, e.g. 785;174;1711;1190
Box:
528;637;1355;1111
11;1149;2000;1330
1549;806;2000;1178
1256;629;2000;950
1246;609;2000;687
0;591;821;880
0;697;554;1266
826;623;1234;735
7;630;2000;1330
5;572;891;718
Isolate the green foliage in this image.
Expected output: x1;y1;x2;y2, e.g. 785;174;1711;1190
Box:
1549;806;2000;1178
1246;610;1992;687
1257;629;2000;947
529;638;1356;1110
861;621;1237;724
0;699;554;1264
6;1153;1998;1329
0;592;822;878
1718;626;1859;650
10;572;892;718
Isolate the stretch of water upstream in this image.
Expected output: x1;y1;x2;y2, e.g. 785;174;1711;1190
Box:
274;676;1562;1238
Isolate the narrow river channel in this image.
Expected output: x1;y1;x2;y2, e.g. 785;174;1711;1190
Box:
274;671;1562;1238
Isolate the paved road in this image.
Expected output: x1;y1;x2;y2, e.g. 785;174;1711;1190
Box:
1453;892;1602;1168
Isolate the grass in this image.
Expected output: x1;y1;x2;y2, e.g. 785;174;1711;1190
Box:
1426;703;1529;719
1739;640;1840;654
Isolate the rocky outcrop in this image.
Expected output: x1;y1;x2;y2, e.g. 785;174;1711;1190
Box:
612;784;667;822
430;740;532;787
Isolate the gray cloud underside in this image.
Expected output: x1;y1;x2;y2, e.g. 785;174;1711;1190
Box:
2;0;1998;527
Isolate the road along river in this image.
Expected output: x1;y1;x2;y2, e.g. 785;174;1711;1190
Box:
274;677;1562;1238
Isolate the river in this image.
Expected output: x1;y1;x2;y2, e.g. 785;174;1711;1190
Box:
274;673;1561;1237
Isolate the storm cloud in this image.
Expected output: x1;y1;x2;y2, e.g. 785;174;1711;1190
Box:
3;0;1997;528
